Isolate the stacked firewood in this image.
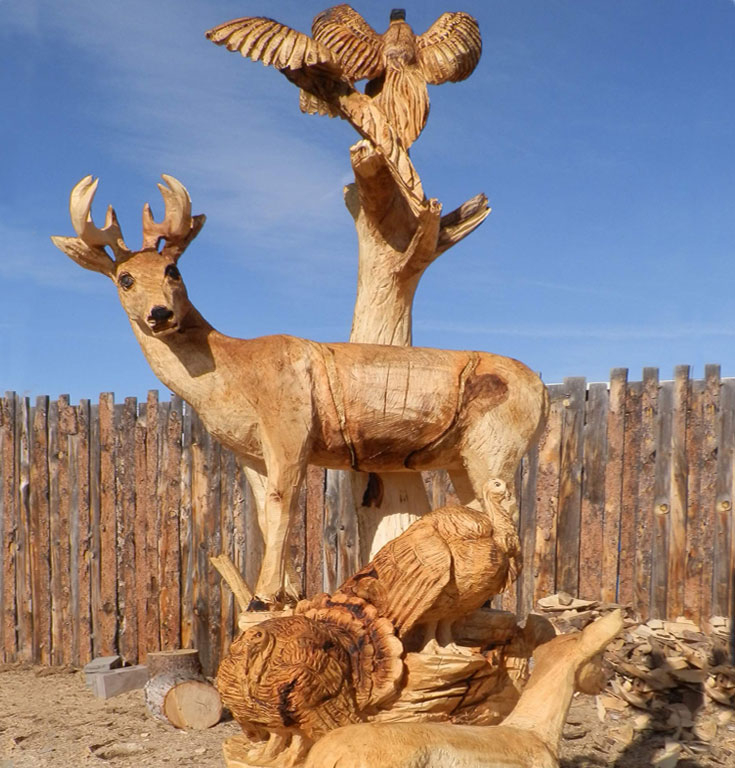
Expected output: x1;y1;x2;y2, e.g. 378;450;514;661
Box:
536;593;735;763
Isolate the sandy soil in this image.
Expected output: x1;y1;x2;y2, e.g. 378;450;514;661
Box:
1;664;734;768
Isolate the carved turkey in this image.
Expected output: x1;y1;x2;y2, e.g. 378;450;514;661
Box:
336;479;520;648
216;595;403;765
206;5;481;149
309;6;482;147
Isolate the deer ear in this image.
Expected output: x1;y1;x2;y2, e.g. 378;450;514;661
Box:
50;235;116;278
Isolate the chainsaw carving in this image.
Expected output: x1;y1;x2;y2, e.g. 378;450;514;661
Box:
206;7;480;196
207;7;501;563
216;596;403;767
51;176;549;606
309;6;481;148
304;610;624;768
217;496;548;767
337;479;520;648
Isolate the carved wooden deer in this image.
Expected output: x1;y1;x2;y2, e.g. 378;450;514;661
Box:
51;175;549;606
304;610;624;768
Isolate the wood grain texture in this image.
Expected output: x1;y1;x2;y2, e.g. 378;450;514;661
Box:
697;365;720;623
667;366;689;619
651;379;673;620
98;393;117;655
618;381;641;607
145;391;162;655
517;447;538;616
160;398;182;650
57;395;73;665
16;397;32;662
714;378;735;617
305;466;326;598
219;447;237;654
602;369;626;604
179;402;194;651
47;400;63;664
635;369;659;621
534;384;564;602
1;393;17;661
30;396;50;664
117;398;138;662
76;400;93;665
134;401;152;660
580;382;608;601
556;378;586;597
89;403;102;657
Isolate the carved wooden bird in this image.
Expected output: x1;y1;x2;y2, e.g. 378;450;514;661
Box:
216;596;403;764
309;6;482;147
336;479;520;649
206;6;481;149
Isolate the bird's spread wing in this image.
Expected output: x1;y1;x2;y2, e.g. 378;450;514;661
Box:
416;12;482;85
206;17;338;73
311;4;384;82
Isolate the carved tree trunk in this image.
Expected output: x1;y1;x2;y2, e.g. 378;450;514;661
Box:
344;140;490;562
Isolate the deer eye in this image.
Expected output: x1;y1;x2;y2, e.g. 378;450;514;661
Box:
164;264;181;281
118;272;135;290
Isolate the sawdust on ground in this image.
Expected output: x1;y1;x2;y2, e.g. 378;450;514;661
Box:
1;664;734;768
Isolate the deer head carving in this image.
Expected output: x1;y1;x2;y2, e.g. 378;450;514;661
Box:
51;175;206;337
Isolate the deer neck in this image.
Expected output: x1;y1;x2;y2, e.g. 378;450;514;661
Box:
129;305;228;412
501;659;577;754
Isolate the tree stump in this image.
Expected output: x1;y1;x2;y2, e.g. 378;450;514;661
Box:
144;650;222;730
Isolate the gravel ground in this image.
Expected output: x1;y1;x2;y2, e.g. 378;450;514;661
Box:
1;664;734;767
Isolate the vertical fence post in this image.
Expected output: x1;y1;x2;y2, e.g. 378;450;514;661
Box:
580;381;608;601
603;368;627;604
556;377;585;597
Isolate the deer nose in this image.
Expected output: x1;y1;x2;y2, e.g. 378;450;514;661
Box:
149;306;174;322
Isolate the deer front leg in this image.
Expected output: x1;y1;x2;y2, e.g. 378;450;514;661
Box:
251;446;308;609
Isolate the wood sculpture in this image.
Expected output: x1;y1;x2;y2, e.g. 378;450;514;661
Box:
206;7;480;197
216;595;403;766
337;479;520;648
309;6;481;148
216;492;535;766
207;6;480;151
206;6;497;561
51;175;549;606
303;610;625;768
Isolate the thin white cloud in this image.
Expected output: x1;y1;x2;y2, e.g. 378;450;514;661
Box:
0;217;102;293
38;0;351;247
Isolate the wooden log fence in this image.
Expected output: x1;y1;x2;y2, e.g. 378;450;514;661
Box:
1;367;733;674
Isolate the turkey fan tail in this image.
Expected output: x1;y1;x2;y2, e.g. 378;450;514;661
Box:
297;593;404;711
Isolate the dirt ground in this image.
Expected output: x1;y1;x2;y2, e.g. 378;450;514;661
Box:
2;664;734;768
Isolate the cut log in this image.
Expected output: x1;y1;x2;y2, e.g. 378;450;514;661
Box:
145;671;222;729
164;679;223;730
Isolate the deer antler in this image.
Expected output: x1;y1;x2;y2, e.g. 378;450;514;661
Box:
141;174;206;260
69;175;131;262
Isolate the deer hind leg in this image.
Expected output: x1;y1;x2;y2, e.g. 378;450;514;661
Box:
252;450;308;607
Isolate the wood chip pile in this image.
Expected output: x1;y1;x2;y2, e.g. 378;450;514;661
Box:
536;593;735;766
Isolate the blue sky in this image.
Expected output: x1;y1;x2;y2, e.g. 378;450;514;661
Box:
2;0;735;401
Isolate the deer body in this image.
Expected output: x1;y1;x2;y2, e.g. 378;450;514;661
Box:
303;611;624;768
52;176;549;604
